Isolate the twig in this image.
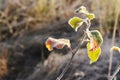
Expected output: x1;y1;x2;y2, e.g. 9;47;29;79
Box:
110;64;120;80
108;5;119;79
56;33;86;80
56;6;93;80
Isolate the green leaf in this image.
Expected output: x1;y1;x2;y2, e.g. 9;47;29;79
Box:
87;13;95;20
68;17;83;31
90;30;103;46
87;30;103;47
87;43;101;64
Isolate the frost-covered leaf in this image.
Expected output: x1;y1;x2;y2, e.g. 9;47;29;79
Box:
87;13;95;20
87;43;101;64
68;17;83;31
75;6;89;14
111;46;120;53
75;6;95;20
89;39;99;51
45;37;71;51
87;30;103;48
86;30;103;64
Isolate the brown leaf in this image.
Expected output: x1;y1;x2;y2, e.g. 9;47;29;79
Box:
45;37;71;51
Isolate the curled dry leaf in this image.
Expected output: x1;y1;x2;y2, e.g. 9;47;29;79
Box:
45;37;71;51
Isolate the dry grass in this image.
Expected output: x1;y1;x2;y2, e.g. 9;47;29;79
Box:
0;58;8;78
0;0;119;40
90;0;120;35
0;47;8;78
0;0;76;40
0;45;12;78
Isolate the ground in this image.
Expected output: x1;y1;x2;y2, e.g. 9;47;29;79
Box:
0;21;120;80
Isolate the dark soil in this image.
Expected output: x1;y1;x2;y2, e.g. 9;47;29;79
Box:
0;21;120;80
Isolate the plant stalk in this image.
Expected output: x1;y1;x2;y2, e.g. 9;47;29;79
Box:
110;64;120;80
108;6;119;79
56;33;86;80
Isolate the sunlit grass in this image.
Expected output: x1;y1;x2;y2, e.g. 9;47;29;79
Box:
0;0;119;35
90;0;120;35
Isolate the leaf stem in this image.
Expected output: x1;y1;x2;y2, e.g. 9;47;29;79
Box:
56;33;86;80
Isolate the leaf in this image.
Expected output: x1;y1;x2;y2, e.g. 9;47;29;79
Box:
75;6;89;14
86;30;103;64
111;46;120;53
45;37;71;51
87;13;95;20
75;6;95;20
89;39;99;51
87;43;101;64
87;30;103;47
68;17;83;31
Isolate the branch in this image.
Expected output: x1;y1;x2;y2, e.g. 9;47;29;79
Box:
108;6;119;79
110;64;120;80
56;33;86;80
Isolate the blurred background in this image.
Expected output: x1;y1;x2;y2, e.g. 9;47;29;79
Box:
0;0;120;80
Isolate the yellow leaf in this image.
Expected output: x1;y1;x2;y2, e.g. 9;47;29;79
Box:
45;37;71;51
111;46;120;53
87;13;95;20
75;6;95;20
45;38;54;51
87;43;101;64
68;17;83;31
